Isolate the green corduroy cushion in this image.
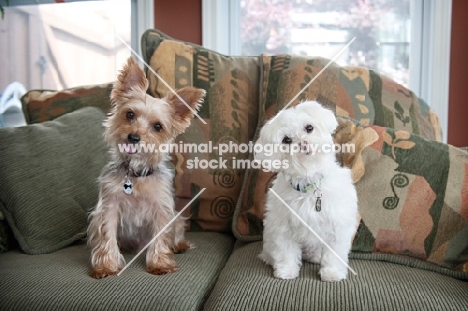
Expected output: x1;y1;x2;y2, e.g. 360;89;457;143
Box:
0;232;234;311
0;107;108;254
204;241;468;311
0;211;11;253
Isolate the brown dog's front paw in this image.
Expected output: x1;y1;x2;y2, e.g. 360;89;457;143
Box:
147;263;178;275
173;241;191;254
89;267;120;279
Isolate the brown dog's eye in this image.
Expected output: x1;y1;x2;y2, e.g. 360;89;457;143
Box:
282;136;292;144
154;123;163;132
305;125;314;133
126;111;134;120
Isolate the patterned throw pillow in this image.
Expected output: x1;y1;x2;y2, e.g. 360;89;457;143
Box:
350;125;468;272
142;29;259;232
234;54;444;239
260;55;441;140
21;83;113;124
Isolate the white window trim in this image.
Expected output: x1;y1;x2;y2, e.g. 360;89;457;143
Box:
131;0;154;56
410;0;452;142
203;0;452;142
202;0;240;55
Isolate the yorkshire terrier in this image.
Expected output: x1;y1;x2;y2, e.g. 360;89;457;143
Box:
255;101;358;282
87;56;205;279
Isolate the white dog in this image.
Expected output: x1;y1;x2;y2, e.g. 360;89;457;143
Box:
255;101;358;282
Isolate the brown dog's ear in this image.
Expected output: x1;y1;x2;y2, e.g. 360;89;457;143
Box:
111;57;149;102
167;87;206;132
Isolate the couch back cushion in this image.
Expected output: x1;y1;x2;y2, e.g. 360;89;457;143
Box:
0;107;108;254
141;29;259;232
349;126;468;273
21;83;113;124
260;55;441;139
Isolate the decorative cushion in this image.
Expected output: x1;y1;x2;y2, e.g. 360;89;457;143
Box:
349;125;468;272
21;83;113;124
0;107;108;254
234;116;468;272
260;55;441;140
141;29;259;232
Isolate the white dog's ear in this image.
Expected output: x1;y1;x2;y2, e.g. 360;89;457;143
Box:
300;101;338;134
321;108;339;134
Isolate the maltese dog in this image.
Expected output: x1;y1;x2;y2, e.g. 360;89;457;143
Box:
255;101;358;282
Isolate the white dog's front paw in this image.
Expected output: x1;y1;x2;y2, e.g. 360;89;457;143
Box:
273;265;300;280
319;267;347;282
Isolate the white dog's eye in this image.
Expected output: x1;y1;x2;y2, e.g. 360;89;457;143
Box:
282;136;292;144
305;124;314;133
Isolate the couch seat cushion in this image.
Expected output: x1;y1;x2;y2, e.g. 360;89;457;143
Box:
204;241;468;311
0;232;234;311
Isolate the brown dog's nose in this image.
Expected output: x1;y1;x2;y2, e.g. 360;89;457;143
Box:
127;133;140;144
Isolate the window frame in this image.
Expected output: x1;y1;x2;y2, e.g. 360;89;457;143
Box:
203;0;452;142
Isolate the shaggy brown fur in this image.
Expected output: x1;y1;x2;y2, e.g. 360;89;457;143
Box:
87;56;205;279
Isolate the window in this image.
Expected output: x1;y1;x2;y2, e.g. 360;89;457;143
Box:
0;0;152;91
202;0;452;142
240;0;410;87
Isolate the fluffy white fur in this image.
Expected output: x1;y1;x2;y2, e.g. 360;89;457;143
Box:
255;101;358;282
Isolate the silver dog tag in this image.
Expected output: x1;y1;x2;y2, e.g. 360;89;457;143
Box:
315;197;322;212
123;179;133;194
314;189;322;212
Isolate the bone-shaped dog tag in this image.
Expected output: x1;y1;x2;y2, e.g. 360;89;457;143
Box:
123;179;133;195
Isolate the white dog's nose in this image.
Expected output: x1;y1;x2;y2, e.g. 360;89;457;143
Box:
300;141;310;153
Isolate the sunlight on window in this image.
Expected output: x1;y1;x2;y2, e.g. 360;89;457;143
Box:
240;0;410;87
0;0;131;91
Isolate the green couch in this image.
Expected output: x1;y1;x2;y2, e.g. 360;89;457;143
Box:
0;29;467;310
